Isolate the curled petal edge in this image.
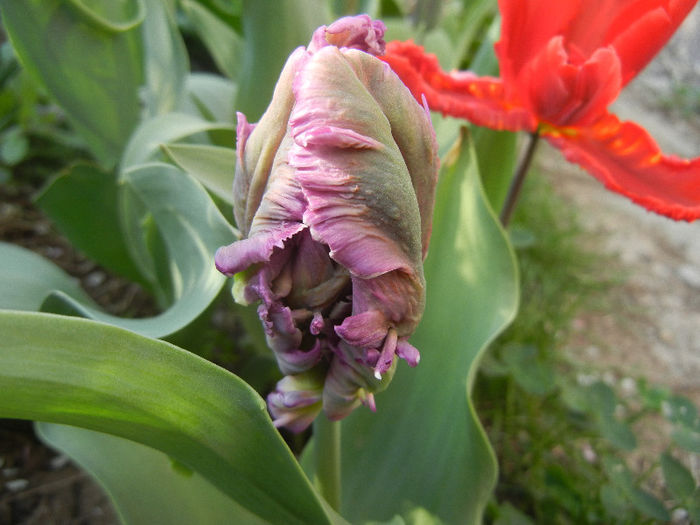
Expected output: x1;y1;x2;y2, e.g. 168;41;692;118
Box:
380;40;537;132
545;113;700;221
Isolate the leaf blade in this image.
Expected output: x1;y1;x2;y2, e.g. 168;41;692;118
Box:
0;310;332;525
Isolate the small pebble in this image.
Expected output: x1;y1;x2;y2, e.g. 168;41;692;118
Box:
678;264;700;289
85;271;106;288
2;467;19;478
50;454;70;470
4;478;29;492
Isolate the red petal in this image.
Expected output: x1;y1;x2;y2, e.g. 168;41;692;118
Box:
607;0;697;86
381;40;536;132
545;113;700;221
497;0;583;83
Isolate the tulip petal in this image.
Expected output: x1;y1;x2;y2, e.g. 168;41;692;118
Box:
308;14;386;55
606;1;697;86
214;222;306;276
233;48;307;235
381;40;537;132
546;113;700;221
290;46;424;278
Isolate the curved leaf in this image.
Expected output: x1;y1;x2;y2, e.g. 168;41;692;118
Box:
235;0;331;120
121;112;234;171
141;0;189;117
181;0;242;80
0;242;94;311
37;423;269;525
339;131;519;523
36;163;145;284
43;163;233;338
1;0;144;166
163;143;236;204
67;0;145;31
0;311;332;525
183;73;237;123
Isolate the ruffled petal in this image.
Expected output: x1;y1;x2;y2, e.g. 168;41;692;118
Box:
496;0;583;84
605;1;697;86
214;222;306;276
308;14;386;55
545;113;700;221
267;371;324;433
233;48;308;235
289;45;425;279
342;48;439;259
517;36;622;127
381;40;537;132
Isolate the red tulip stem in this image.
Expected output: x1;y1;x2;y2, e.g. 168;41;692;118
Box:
499;130;540;227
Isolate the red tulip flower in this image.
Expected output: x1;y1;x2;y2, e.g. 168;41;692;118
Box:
382;0;700;221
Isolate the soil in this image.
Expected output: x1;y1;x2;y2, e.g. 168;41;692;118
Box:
1;8;699;524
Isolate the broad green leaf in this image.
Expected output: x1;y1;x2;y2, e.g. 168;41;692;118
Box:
1;0;144;166
0;311;332;525
235;0;331;121
0;242;94;311
43;163;234;338
183;73;237;123
664;395;699;428
501;344;556;396
473;128;518;213
163;143;236;204
599;483;630;520
602;456;670;521
37;423;268;525
660;452;696;501
121;112;235;171
493;503;535;525
339;132;519;523
587;382;637;451
671;426;700;453
628;488;669;522
67;0;145;30
141;0;189;116
36;163;144;284
597;413;637;451
181;0;243;80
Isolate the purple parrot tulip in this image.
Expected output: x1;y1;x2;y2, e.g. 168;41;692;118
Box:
215;15;439;431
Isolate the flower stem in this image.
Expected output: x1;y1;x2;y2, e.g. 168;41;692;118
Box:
314;416;341;512
499;131;540;227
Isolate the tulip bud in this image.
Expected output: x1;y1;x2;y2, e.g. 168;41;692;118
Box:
215;15;439;431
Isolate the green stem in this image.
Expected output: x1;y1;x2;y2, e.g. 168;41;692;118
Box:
314;416;341;512
499;130;540;227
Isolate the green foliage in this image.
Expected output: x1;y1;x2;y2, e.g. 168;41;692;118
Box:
478;171;700;524
338;131;518;524
0;311;337;525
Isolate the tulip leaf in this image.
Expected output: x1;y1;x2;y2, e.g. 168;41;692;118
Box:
120;113;235;171
235;0;331;120
0;242;94;311
0;311;333;525
339;132;519;523
36;423;268;525
183;73;237;123
180;0;243;80
163;143;236;204
40;163;234;338
473;127;518;213
36;163;145;285
0;0;144;167
141;0;189;117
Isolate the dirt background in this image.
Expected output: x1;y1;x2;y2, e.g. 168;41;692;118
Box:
1;7;699;524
